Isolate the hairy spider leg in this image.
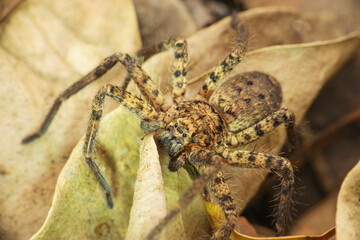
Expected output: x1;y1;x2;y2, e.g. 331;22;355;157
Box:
84;84;158;208
199;23;248;99
145;148;224;240
209;171;237;240
139;38;189;102
22;56;117;143
226;107;297;154
22;53;166;143
136;36;178;61
121;74;132;93
171;40;188;103
224;150;295;236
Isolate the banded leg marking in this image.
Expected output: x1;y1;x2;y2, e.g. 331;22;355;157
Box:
171;40;188;102
199;23;248;99
22;55;118;143
84;84;157;208
225;150;294;235
226;107;297;153
210;171;237;240
136;37;178;60
138;37;188;102
23;52;165;143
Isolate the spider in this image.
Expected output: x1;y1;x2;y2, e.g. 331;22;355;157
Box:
23;21;296;239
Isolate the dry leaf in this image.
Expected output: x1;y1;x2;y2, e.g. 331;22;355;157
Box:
182;0;230;28
0;0;23;22
241;0;360;36
134;0;197;47
336;160;360;240
290;193;337;235
125;134;167;240
0;0;140;239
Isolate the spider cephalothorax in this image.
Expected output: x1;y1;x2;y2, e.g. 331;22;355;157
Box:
23;21;296;240
159;101;226;156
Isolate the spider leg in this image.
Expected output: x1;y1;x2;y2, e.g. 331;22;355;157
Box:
138;38;188;103
224;149;295;235
121;74;132;93
145;147;224;240
23;53;166;143
226;107;297;154
84;84;157;208
209;171;237;240
171;40;188;103
199;23;248;99
136;37;177;60
171;153;212;202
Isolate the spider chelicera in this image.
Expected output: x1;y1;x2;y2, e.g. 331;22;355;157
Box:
23;22;296;239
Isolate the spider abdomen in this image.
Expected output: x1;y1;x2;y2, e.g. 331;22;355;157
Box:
209;71;282;133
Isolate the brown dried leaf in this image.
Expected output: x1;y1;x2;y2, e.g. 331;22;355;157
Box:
336;160;360;240
182;0;230;28
0;0;140;239
241;0;360;35
290;194;337;235
0;0;23;22
134;0;197;47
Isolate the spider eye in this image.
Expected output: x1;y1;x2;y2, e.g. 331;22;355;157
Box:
182;133;187;138
174;123;178;128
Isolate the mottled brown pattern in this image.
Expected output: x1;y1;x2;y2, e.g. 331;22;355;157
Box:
23;20;296;240
160;101;226;155
210;71;282;132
